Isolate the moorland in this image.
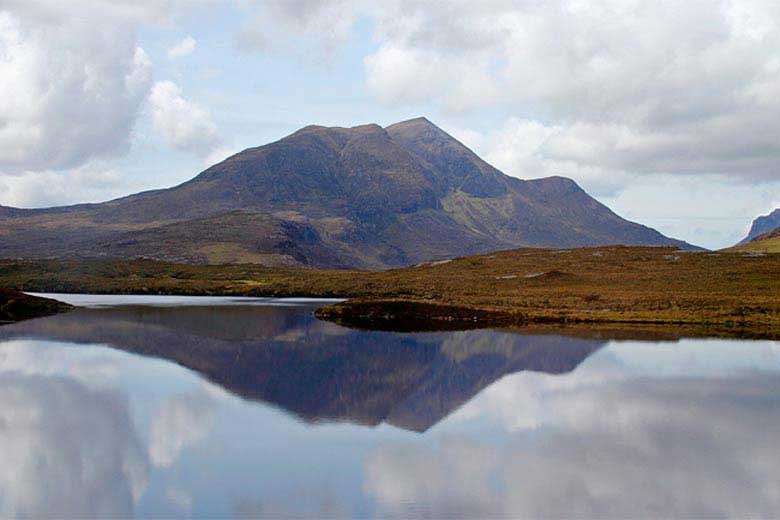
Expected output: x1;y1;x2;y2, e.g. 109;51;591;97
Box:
2;245;779;336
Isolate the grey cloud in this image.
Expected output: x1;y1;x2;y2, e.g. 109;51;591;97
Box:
0;0;175;23
237;0;358;63
249;0;780;182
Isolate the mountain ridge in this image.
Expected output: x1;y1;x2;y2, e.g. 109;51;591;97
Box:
0;117;698;268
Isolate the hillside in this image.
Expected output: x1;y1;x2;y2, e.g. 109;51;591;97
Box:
738;208;780;245
731;227;780;253
0;118;696;269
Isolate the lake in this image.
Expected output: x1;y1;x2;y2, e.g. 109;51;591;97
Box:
0;294;778;518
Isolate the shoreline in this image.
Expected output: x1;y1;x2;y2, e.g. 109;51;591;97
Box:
313;298;780;339
9;289;780;340
8;289;778;340
2;245;780;338
0;289;73;323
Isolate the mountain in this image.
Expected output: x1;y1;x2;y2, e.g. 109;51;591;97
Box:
738;209;780;245
0;117;697;268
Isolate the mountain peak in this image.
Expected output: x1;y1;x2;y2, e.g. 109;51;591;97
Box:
388;116;435;127
291;122;384;137
0;117;697;267
385;116;509;198
385;116;446;137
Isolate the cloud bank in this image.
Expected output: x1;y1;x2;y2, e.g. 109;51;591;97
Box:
244;0;780;186
0;8;152;173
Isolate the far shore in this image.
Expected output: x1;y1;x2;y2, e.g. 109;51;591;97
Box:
2;245;780;338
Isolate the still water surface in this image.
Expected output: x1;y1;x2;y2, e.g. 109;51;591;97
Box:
0;295;778;518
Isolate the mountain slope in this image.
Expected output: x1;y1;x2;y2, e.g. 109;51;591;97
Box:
93;210;356;267
0;118;696;268
738;209;780;245
730;227;780;253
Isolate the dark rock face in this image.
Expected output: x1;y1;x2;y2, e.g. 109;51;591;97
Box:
740;209;780;245
0;118;696;268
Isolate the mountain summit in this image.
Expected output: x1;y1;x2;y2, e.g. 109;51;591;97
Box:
0;118;696;268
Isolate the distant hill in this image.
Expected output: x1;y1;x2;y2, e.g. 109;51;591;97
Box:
738;209;780;245
0;117;697;268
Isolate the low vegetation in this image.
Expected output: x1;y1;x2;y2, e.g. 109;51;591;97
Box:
729;228;780;254
0;289;72;323
2;245;780;336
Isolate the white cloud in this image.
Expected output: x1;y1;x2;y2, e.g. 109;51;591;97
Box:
0;7;153;174
149;81;222;158
241;0;780;186
168;35;197;59
0;161;134;208
364;1;780;181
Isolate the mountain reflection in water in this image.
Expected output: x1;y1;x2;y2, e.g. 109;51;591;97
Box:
0;304;603;431
0;297;778;519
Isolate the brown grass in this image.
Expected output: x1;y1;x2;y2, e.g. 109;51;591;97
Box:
2;245;780;335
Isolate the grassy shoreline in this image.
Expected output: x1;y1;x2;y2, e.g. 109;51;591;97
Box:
314;299;780;339
2;245;780;337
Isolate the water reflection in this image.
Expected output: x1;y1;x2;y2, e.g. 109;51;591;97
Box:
0;370;148;518
0;306;604;431
0;299;777;518
366;373;780;518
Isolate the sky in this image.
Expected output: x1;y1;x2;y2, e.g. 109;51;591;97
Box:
1;0;779;249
